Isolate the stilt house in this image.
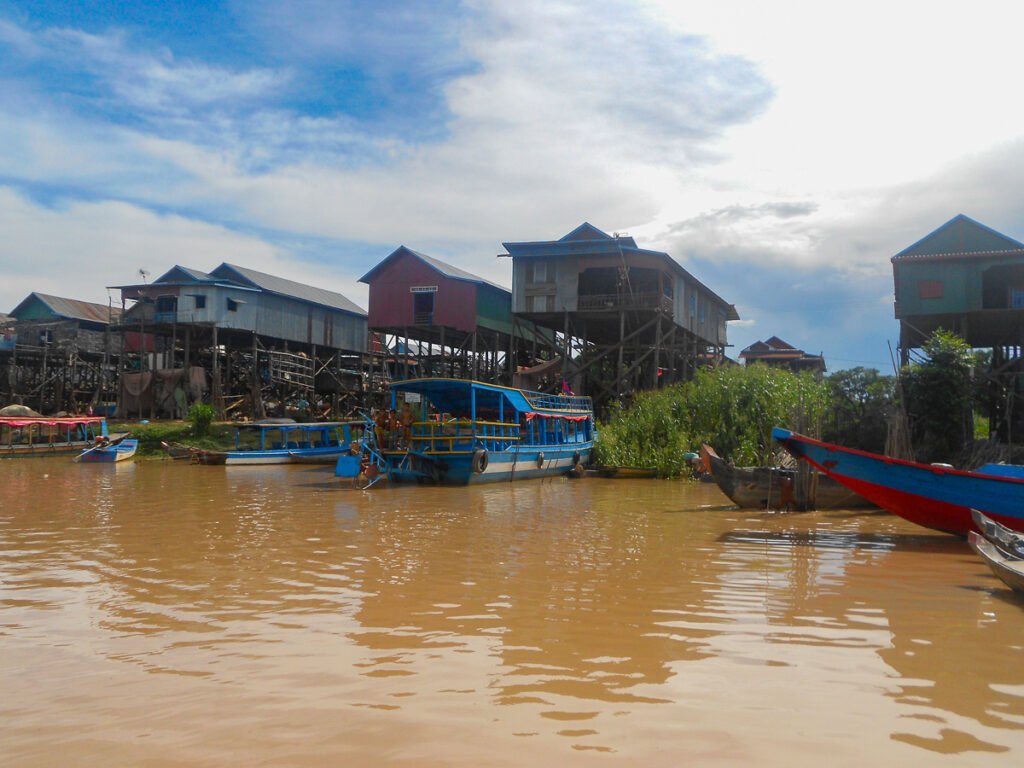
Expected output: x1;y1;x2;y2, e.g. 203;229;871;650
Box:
359;247;554;383
502;223;738;411
111;263;367;418
2;293;123;412
893;214;1024;364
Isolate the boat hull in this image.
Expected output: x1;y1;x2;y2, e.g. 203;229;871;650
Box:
773;427;1024;535
969;531;1024;593
78;439;138;463
703;445;874;510
383;444;591;485
194;446;349;465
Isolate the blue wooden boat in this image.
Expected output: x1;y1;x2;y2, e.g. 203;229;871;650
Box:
340;378;595;485
192;421;357;465
772;426;1024;536
77;436;138;463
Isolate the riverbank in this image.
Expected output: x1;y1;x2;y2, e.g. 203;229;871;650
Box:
108;419;236;457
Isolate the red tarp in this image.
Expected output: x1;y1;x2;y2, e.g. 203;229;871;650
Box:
0;416;106;428
523;412;589;422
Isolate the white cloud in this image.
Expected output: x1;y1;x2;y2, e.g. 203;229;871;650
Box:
0;187;367;314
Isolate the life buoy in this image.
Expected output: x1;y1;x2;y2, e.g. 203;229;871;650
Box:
536;452;545;469
472;448;488;474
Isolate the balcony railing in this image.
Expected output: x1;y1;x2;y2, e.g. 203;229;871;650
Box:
577;292;672;313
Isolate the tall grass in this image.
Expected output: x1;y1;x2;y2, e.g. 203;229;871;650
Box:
593;365;830;476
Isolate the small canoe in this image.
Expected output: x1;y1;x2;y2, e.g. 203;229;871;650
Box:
969;531;1024;594
77;436;138;463
591;465;657;479
161;441;194;460
972;509;1024;556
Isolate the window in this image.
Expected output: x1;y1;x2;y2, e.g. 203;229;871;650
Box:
918;280;944;299
194;295;206;309
699;296;706;324
227;298;239;312
529;294;554;313
532;260;547;283
413;291;434;323
156;296;177;313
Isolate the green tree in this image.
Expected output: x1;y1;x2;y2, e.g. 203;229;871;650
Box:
823;367;896;453
900;330;974;462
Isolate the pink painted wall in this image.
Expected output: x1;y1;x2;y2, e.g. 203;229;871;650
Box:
366;252;478;333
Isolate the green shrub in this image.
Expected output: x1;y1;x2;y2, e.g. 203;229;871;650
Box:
189;403;216;438
593;364;831;476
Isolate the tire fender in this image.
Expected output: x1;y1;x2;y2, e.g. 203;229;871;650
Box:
472;448;488;474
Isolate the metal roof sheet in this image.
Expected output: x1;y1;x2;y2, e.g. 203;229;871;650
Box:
359;246;509;293
212;263;366;316
12;293;120;324
893;214;1024;261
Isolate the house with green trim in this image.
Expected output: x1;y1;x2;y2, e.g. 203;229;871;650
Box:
893;214;1024;364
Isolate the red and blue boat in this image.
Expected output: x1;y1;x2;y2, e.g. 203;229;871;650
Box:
772;426;1024;536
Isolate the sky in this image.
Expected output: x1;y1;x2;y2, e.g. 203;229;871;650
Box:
3;0;1024;372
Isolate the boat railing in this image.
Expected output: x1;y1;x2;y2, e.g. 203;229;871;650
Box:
409;419;521;453
522;391;593;412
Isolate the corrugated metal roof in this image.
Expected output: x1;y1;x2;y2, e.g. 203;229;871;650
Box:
213;263;366;316
893;214;1024;261
14;293;120;324
154;265;217;283
359;246;510;293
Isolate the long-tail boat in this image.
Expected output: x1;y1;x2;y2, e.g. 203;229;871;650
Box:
772;427;1024;535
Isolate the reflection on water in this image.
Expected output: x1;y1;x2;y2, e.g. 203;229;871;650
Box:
2;459;1024;765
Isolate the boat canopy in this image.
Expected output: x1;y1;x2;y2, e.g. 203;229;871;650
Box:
390;378;592;418
0;416;106;428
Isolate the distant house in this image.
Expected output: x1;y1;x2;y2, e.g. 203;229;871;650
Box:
893;214;1024;364
739;336;825;375
8;292;121;356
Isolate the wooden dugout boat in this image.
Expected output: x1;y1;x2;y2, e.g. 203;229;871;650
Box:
971;509;1024;558
590;465;658;479
969;531;1024;595
701;444;875;510
773;427;1024;535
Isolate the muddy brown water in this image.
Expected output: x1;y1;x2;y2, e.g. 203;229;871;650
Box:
2;459;1024;766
